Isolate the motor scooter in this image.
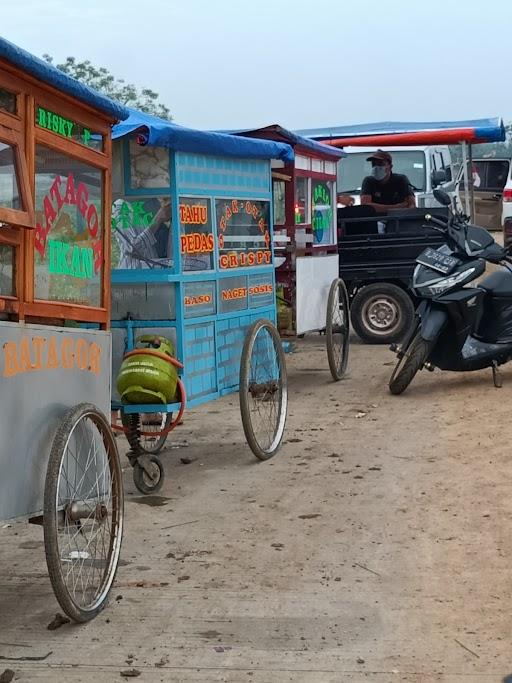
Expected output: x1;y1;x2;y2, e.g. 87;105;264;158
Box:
389;189;512;394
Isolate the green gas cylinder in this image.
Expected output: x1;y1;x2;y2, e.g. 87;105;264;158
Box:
116;335;178;404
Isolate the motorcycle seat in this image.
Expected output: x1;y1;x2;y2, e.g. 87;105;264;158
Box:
479;269;512;297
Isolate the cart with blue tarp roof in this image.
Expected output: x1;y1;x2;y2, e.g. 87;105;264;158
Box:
223;125;350;381
296;118;507;222
109;111;289;492
0;37;129;621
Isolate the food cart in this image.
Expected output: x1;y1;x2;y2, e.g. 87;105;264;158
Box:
223;125;349;381
0;37;128;621
109;111;290;491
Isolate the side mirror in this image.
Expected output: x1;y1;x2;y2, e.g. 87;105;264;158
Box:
433;188;452;206
431;169;447;187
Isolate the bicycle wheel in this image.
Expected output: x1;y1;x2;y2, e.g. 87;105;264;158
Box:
326;277;350;381
239;319;288;460
121;411;171;455
43;403;124;622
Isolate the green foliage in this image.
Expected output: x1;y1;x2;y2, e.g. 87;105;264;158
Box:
42;54;172;120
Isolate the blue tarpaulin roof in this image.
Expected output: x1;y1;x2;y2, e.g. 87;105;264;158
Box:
295;118;506;144
215;124;345;158
113;109;294;162
0;35;129;120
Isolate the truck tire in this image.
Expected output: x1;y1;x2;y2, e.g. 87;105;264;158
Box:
350;283;414;344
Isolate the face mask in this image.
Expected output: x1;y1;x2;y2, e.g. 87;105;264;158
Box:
371;166;387;181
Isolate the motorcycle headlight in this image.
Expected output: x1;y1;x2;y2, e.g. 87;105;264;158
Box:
426;267;476;295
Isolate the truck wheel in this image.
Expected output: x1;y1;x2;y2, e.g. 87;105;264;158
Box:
350;283;414;344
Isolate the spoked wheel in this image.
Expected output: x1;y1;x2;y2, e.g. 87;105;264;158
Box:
121;411;171;455
43;403;124;622
239;319;288;460
389;331;432;395
326;277;350;381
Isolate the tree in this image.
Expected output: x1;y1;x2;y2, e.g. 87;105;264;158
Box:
42;54;172;120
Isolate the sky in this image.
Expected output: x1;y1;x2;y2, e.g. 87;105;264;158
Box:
2;0;511;131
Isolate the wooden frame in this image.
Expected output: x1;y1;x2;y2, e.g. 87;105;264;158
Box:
0;58;117;328
0;124;34;227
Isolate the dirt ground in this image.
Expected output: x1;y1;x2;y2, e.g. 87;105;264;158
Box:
1;334;511;683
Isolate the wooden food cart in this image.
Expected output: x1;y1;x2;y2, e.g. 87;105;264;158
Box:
0;37;128;621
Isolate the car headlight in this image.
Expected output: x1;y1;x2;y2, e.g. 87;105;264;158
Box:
426;267;476;295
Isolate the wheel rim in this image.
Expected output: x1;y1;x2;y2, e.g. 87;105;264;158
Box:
139;460;161;487
361;295;402;336
244;324;287;454
327;280;349;378
54;412;122;613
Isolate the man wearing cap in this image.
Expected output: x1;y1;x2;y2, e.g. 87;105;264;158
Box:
360;150;415;213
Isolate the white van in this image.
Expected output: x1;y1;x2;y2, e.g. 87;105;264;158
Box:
337;145;454;208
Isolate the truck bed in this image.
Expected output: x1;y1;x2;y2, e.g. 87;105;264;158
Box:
337;208;448;288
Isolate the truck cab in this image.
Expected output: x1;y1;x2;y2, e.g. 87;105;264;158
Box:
337;145;454;209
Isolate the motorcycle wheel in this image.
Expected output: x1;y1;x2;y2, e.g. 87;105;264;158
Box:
389;332;432;395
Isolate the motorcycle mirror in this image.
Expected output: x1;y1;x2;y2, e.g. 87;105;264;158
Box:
433;189;451;206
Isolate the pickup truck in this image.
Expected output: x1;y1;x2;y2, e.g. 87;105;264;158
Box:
338;145;455;208
337;206;448;344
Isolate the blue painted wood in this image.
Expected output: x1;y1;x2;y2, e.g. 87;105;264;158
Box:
111;320;177;329
112;266;274;284
112;140;278;415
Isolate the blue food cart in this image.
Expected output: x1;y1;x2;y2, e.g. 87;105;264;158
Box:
109;111;291;492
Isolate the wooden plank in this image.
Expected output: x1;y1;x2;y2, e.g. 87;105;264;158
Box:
0;70;24;132
25;302;108;323
272;171;292;182
0;108;22;132
0;122;34;228
295;169;337;180
14;129;35;227
22;94;36;315
0;206;31;229
0;226;21;245
35;127;109;169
